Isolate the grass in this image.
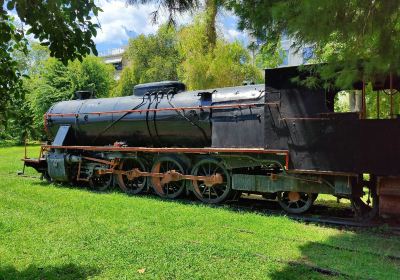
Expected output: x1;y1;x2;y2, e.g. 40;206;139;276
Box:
0;146;400;279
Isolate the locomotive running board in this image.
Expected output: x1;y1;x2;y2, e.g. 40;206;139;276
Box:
43;145;290;170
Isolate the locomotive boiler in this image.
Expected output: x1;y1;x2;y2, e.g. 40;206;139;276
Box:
46;81;212;148
24;65;400;219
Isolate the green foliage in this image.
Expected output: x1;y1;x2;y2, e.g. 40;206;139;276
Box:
126;0;199;23
178;16;262;90
0;12;28;124
255;41;284;69
69;56;115;98
0;49;115;144
0;42;50;143
365;85;400;119
114;18;262;95
126;25;180;84
111;66;137;97
208;41;261;87
4;0;101;62
0;0;101;126
228;0;400;87
113;25;181;96
28;56;114;136
177;19;213;89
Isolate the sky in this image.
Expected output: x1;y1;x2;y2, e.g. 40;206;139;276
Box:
94;0;249;55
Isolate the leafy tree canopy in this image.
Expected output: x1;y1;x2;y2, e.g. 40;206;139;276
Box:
114;17;262;96
0;0;101;123
112;25;181;96
178;15;261;89
227;0;400;88
0;52;115;144
126;0;199;24
125;25;181;84
30;55;114;122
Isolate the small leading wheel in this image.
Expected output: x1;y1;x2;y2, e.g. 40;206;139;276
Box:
277;191;316;214
89;166;113;192
191;158;232;204
151;157;186;199
117;158;147;195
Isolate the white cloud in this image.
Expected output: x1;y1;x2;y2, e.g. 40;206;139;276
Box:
216;9;248;44
226;29;241;40
94;0;191;46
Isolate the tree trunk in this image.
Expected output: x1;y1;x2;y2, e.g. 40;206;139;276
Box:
205;0;217;49
349;91;362;112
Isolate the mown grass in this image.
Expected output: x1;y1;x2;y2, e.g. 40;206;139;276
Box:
0;146;399;279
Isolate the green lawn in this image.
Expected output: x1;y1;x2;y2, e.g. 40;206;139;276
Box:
0;146;399;279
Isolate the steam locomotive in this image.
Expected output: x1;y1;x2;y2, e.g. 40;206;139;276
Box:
24;65;400;219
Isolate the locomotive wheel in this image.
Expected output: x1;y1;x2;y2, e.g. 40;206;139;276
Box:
191;158;232;204
117;158;147;195
89;168;113;192
151;156;186;199
277;191;316;214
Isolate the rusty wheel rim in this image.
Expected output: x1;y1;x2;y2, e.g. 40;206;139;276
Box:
191;159;231;204
277;191;314;214
151;158;185;199
117;158;147;195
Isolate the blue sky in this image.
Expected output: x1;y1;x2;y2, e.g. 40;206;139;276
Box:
94;0;248;54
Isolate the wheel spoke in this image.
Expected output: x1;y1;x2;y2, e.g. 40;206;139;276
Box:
117;158;147;195
150;158;185;199
191;159;231;204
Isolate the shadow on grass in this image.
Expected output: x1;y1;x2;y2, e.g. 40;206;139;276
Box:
266;233;400;279
0;263;99;280
29;178;355;220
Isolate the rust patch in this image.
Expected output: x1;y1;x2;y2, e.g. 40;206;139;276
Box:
288;191;301;202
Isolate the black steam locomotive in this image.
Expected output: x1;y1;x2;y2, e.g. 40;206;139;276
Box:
24;65;400;218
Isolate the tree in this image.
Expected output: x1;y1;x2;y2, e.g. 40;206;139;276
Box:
68;56;115;98
126;0;221;49
126;0;198;24
227;0;400;87
114;25;181;96
0;0;101;124
255;41;284;69
111;66;138;97
3;43;51;143
178;15;262;90
27;56;114;140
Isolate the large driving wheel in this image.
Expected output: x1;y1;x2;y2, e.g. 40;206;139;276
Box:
277;191;316;214
191;158;232;204
117;158;147;195
151;156;186;199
